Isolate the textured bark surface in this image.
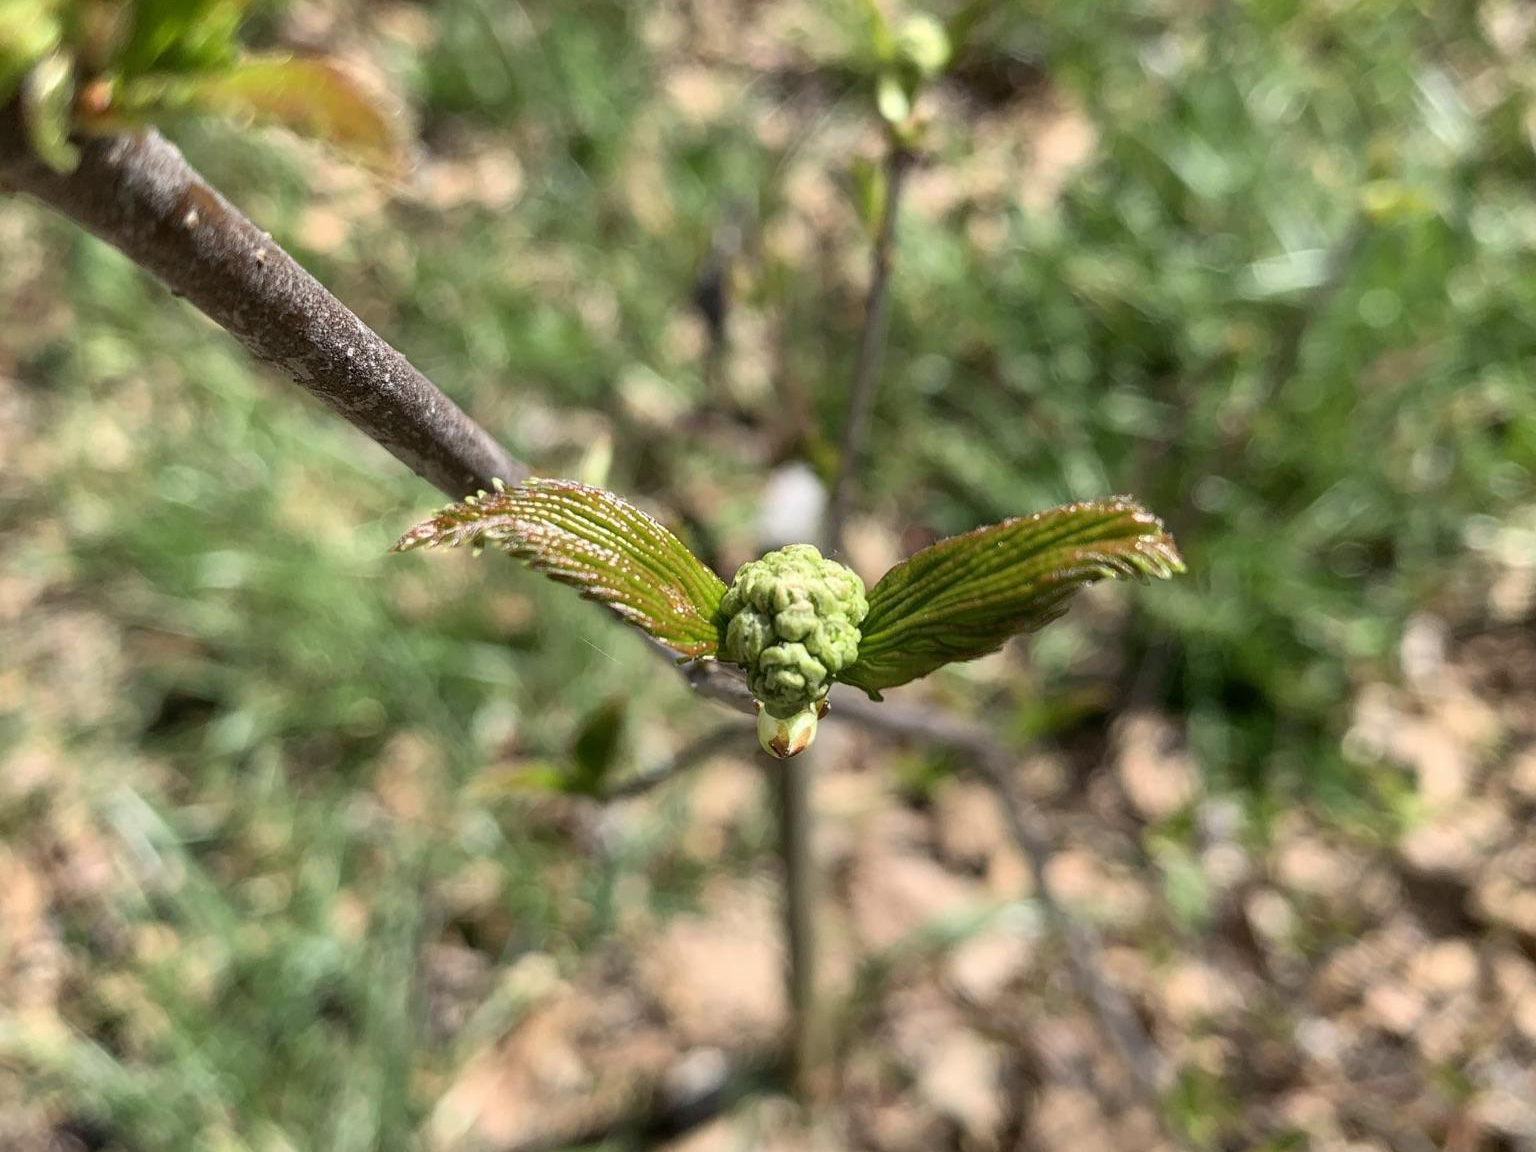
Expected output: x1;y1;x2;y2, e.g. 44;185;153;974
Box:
0;100;527;499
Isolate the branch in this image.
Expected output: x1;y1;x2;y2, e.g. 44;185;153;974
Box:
0;100;528;500
825;146;911;553
828;688;1177;1112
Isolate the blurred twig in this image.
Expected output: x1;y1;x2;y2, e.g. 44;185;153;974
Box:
829;689;1177;1113
0;100;528;499
825;146;912;554
601;722;750;800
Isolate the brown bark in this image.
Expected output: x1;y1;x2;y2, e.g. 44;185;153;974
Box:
0;100;527;499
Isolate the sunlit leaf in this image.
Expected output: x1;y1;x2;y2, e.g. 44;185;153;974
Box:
855;0;896;63
114;0;248;77
896;13;950;80
839;498;1184;697
944;0;999;57
393;478;727;660
568;697;627;796
876;71;910;125
115;56;404;171
21;51;78;173
0;0;61;104
466;761;567;800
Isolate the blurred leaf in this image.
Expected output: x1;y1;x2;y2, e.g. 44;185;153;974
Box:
67;0;131;75
1007;684;1112;742
568;696;626;796
572;430;613;489
896;13;950;80
1360;179;1437;223
0;0;61;103
875;71;910;125
115;56;404;172
841;499;1184;697
394;478;727;660
943;0;997;56
855;0;896;63
467;761;567;799
21;51;79;173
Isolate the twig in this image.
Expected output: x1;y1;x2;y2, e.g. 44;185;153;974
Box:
768;748;824;1100
825;146;911;554
601;723;750;801
828;689;1176;1112
0;102;527;499
675;654;754;713
0;107;767;726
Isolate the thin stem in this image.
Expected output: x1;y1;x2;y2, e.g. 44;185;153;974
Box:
774;138;913;1105
768;748;822;1099
829;689;1178;1121
601;722;749;801
0;103;528;499
825;146;911;554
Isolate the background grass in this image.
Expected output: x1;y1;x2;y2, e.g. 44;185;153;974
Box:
5;0;1536;1148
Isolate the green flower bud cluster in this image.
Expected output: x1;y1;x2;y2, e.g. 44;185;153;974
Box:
719;544;868;719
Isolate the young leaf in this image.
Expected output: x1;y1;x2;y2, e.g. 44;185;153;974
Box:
114;56;404;172
839;498;1184;697
393;478;727;660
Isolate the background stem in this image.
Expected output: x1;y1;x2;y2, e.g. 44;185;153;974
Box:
825;145;911;555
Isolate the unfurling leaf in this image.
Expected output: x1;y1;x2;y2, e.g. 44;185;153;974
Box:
393;478;726;660
838;498;1184;698
114;56;403;171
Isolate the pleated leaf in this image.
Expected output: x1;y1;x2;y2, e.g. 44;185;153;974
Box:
839;498;1184;697
393;479;726;660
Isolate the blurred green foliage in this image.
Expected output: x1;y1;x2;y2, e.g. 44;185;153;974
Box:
4;0;1533;1145
2;0;399;171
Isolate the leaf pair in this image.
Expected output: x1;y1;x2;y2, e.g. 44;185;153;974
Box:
393;478;1185;698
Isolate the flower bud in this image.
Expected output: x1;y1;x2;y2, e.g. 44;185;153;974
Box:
719;544;868;719
757;702;822;759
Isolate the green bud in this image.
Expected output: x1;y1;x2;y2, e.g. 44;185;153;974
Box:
719;543;868;719
896;13;950;81
757;701;823;759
